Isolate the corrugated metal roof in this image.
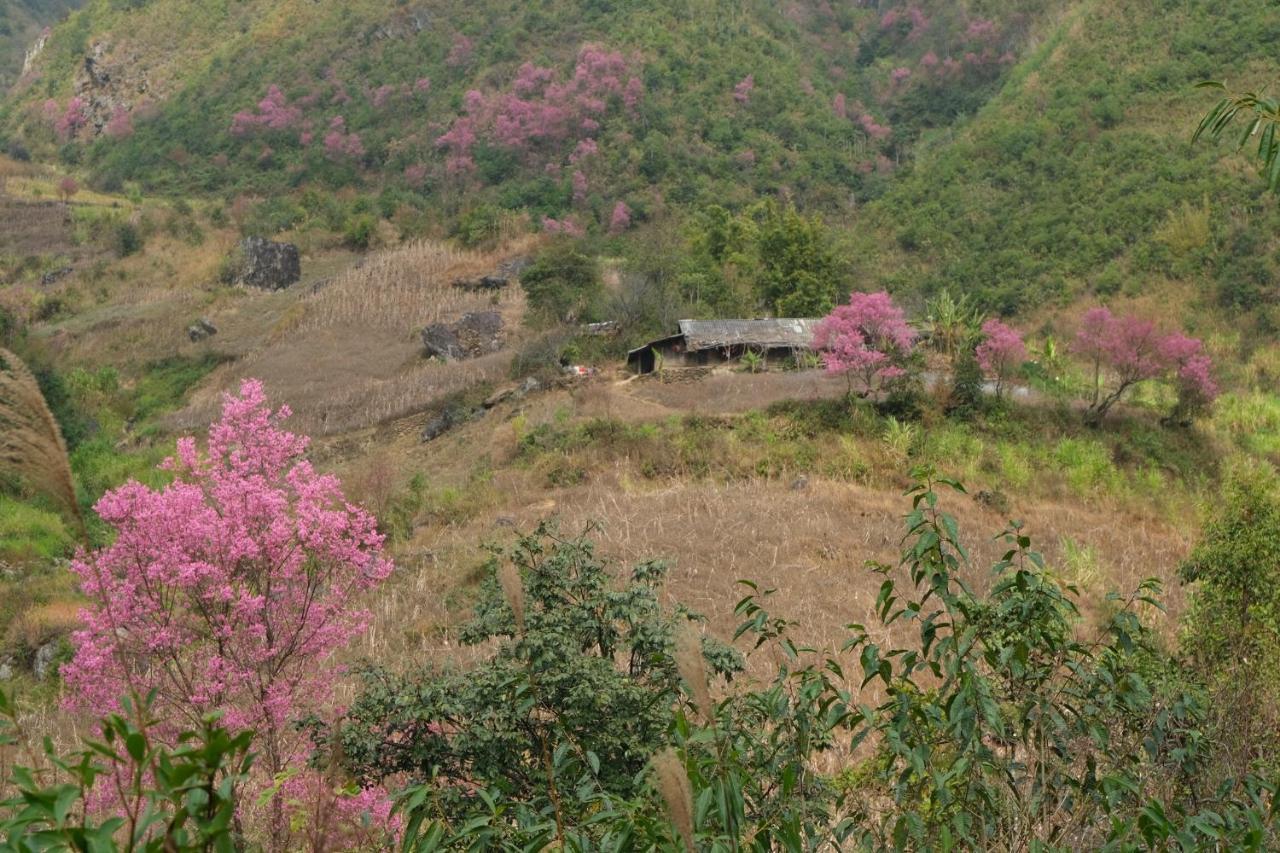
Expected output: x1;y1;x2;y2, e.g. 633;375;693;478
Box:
676;318;819;351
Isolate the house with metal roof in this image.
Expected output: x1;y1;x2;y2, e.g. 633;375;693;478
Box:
626;318;820;374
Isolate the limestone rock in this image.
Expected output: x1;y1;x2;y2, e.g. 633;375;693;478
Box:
421;311;504;361
226;237;301;290
187;317;217;342
33;642;59;681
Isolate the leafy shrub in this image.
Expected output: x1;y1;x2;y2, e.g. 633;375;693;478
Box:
114;222;143;257
1180;464;1280;776
0;690;254;851
520;240;602;323
337;525;742;829
343;213;376;249
384;471;1280;850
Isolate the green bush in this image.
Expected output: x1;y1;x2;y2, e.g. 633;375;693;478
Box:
386;472;1280;850
343;213;376;250
114;221;143;257
520;240;602;324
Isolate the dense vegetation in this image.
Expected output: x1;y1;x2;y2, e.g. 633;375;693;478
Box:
2;0;1280;848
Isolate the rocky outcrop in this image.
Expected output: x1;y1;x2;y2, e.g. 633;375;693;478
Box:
71;41;151;135
225;237;301;290
451;274;510;293
40;266;73;286
497;256;533;278
187;317;217;342
421;311;504;360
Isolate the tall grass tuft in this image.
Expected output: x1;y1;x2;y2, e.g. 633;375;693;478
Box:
0;348;85;538
651;747;694;851
497;560;525;635
674;621;713;722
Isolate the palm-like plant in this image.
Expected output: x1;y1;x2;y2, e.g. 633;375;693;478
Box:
924;289;982;362
1194;81;1280;191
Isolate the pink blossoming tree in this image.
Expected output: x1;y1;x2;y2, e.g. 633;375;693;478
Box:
230;85;302;136
1073;307;1217;423
103;105;134;139
50;96;87;141
813;290;917;397
975;318;1026;398
323;115;365;160
609;200;631;234
63;379;395;850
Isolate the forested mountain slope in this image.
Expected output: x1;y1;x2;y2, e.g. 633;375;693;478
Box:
0;0;84;90
858;0;1280;318
2;0;1052;228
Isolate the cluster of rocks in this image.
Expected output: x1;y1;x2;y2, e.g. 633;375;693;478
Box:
187;317;217;342
421;311;505;361
0;641;63;683
40;266;73;286
72;41;152;136
450;257;532;294
223;237;301;290
421;377;542;443
973;489;1010;515
370;6;431;40
451;274;510;293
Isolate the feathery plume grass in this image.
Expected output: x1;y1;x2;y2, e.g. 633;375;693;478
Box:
651;747;694;851
0;348;84;538
675;621;713;722
498;561;525;634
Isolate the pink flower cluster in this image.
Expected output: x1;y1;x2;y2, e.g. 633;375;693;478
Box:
966;18;998;41
813;291;917;395
323;115;365;160
44;96;87;141
446;33;474;67
231;85;302;136
609;200;631;234
858;112;892;140
1074;307;1217;418
103;105;133;139
434;43;642;189
542;216;585;237
975;318;1026;395
404;162;428;187
63;379;395;841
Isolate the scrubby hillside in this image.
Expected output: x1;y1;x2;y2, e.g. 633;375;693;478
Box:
0;0;84;91
858;0;1280;318
2;0;1052;230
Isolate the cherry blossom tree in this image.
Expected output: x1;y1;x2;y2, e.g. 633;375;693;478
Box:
51;96;87;141
1073;307;1217;423
1159;331;1219;422
103;105;133;139
433;43;639;180
446;33;475;67
813;290;917;397
56;176;78;205
404;162;428;187
62;379;395;849
323;115;364;160
542;216;585;237
975;318;1026;398
230;85;302;136
609;200;631;234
